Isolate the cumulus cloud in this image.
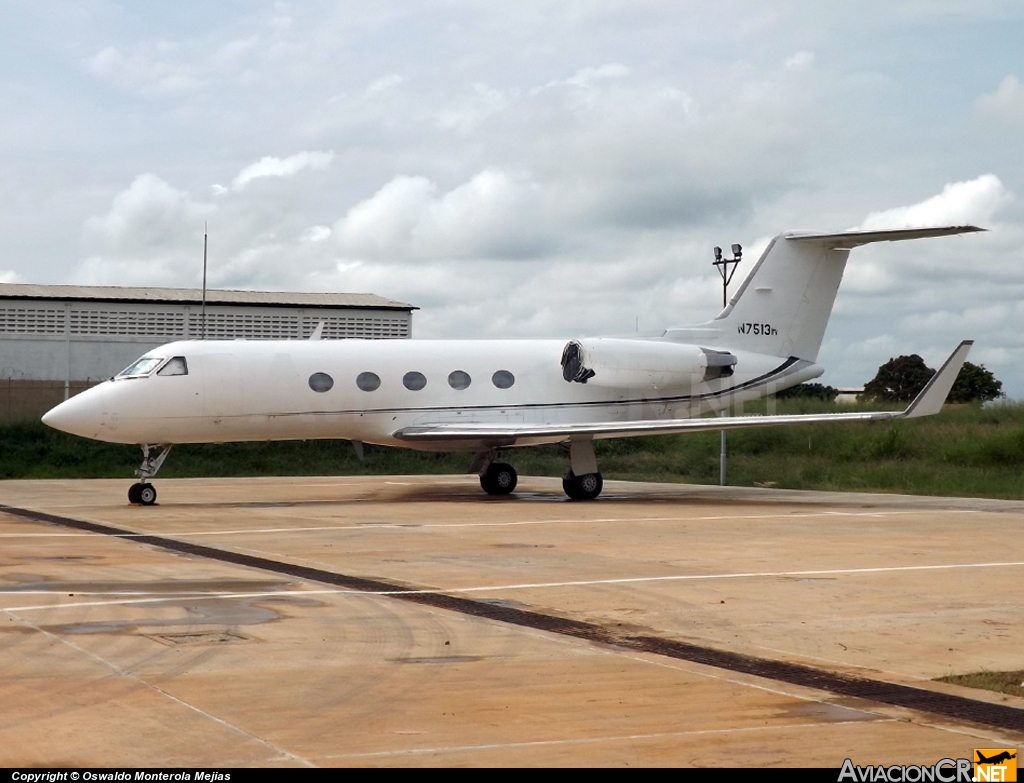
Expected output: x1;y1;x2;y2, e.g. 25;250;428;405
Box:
333;169;554;261
855;175;1011;230
84;174;212;250
565;63;631;88
76;174;214;286
366;74;404;94
88;45;204;97
975;75;1024;123
231;151;335;191
300;225;332;243
0;270;22;284
783;50;814;71
436;83;509;133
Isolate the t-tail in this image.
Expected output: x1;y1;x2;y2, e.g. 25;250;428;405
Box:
678;226;983;362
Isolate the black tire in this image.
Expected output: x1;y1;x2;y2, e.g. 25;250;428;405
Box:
138;484;157;506
481;462;517;495
562;470;603;500
128;483;142;504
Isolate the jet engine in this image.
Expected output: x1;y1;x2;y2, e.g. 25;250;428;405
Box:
561;338;735;391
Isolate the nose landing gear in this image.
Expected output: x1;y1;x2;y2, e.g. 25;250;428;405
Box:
128;444;171;506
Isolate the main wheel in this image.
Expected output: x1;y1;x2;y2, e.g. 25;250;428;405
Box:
138;484;157;506
128;483;143;504
480;462;517;495
562;470;603;500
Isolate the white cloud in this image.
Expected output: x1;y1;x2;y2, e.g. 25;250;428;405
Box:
975;75;1024;123
366;74;404;94
565;63;631;88
333;175;437;257
231;151;335;191
436;83;509;133
783;50;814;71
215;36;260;65
300;225;331;243
83;174;211;250
88;45;203;97
0;270;22;284
76;174;213;286
333;169;552;261
856;175;1011;230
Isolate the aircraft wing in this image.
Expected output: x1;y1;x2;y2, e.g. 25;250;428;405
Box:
393;341;972;445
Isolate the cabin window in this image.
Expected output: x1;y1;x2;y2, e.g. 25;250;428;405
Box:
308;372;334;393
157;357;188;377
492;370;515;389
117;356;164;377
403;371;427;391
448;370;471;390
356;372;380;392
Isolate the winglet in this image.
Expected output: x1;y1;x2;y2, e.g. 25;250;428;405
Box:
900;340;973;418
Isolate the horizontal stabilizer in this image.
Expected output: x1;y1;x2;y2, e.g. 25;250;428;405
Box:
786;225;984;248
394;341;972;446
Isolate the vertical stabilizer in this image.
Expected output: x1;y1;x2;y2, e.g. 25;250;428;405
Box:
692;226;983;362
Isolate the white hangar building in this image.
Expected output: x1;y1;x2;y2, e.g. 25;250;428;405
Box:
0;283;416;424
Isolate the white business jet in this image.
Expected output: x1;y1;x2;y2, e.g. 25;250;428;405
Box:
42;226;980;505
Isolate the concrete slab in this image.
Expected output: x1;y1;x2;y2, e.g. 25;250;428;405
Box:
0;476;1022;767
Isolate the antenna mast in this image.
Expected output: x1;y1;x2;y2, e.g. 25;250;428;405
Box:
201;223;208;340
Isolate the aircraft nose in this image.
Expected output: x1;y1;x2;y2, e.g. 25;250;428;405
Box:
42;390;106;439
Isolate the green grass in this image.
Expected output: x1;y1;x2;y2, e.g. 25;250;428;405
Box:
5;400;1024;498
937;670;1024;698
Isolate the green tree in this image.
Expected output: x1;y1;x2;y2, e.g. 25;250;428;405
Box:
861;355;935;402
947;361;1003;403
776;382;839;401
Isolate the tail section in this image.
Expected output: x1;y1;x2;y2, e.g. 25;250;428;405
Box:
684;226;983;361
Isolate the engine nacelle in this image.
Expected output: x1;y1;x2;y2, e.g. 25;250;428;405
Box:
561;338;735;391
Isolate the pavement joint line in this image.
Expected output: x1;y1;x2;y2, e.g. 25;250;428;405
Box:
0;507;981;538
318;718;901;760
4;501;1024;735
7;558;1024;613
0;604;316;767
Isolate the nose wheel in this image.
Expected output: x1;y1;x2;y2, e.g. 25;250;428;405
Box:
128;483;158;505
128;444;171;506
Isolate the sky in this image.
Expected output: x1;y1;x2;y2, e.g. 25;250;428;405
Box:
1;1;1023;394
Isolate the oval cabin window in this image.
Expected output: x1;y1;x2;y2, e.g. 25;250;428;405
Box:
403;371;427;391
448;370;471;390
356;372;381;392
492;370;515;389
308;372;334;393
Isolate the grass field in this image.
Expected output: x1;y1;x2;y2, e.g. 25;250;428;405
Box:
4;399;1024;498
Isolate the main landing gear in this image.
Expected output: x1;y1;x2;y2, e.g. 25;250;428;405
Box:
562;470;603;501
128;444;171;506
480;461;518;495
472;438;604;500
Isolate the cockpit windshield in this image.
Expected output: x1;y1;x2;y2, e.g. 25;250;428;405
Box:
117;356;165;378
157;357;188;376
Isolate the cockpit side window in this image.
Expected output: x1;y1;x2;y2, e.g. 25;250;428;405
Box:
157;357;188;377
117;356;165;377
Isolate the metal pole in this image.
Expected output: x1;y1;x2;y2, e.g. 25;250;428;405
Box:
712;244;741;487
720;428;727;486
201;223;208;340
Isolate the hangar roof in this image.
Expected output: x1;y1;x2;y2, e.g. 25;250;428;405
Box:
0;283;416;311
